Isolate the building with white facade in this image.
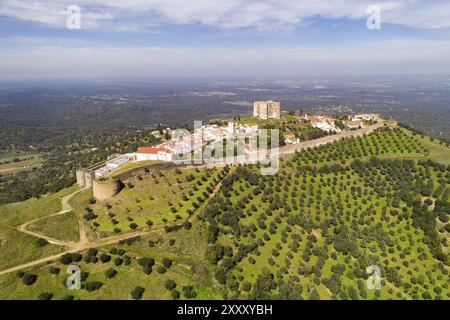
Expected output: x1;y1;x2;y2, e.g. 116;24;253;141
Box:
136;147;173;162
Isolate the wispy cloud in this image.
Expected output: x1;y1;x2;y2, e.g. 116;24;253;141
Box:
1;0;450;31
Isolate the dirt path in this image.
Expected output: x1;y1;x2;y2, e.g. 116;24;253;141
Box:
0;168;229;277
17;188;87;249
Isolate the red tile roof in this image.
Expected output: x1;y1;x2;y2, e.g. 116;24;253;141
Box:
137;147;172;154
347;121;362;126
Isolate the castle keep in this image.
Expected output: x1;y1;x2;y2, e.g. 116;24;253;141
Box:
253;100;281;119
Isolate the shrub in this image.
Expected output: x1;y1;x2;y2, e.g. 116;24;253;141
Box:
123;256;131;266
165;279;177;291
131;286;145;300
50;267;60;275
142;265;153;275
182;285;197;299
114;257;123;266
87;248;98;257
85;281;103;292
157;266;166;274
38;292;53;300
80;271;89;282
162;258;172;268
138;257;155;268
105;268;117;279
22;273;37;286
60;253;74;265
16;271;25;278
171;289;180;300
99;253;111;263
36;238;48;247
129;223;138;230
84;211;97;221
71;253;82;262
62;295;74;300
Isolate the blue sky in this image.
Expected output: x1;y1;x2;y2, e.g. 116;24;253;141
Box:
1;0;450;79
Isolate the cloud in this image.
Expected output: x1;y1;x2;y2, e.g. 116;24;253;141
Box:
1;0;450;31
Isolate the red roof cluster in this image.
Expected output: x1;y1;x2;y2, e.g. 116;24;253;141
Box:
137;147;172;154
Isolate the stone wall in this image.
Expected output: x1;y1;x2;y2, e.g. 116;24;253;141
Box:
93;179;123;201
85;171;94;188
76;169;86;187
114;162;176;181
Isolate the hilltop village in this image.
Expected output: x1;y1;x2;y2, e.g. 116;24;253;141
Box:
76;101;379;196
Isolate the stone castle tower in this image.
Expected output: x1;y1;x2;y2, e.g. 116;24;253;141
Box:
253;100;281;119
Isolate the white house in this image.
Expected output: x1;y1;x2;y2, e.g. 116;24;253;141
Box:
136;147;173;161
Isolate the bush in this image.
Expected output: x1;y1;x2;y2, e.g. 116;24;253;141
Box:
71;253;82;262
165;279;177;291
138;257;155;268
131;286;145;300
171;289;180;300
162;258;172;268
16;271;25;278
62;295;74;300
183;221;192;230
142;265;153;275
22;273;37;286
114;257;123;266
60;253;74;265
36;238;48;247
85;281;103;292
80;271;89;282
105;268;117;279
99;253;111;263
87;248;98;257
123;256;131;266
129;222;138;230
38;292;53;300
157;266;166;274
182;285;197;299
50;267;60;275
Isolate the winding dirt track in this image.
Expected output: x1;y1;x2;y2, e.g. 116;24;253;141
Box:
0;118;389;277
0;167;228;277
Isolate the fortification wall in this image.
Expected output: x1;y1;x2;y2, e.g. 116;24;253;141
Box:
76;169;86;187
85;171;94;188
93;179;122;201
114;162;176;181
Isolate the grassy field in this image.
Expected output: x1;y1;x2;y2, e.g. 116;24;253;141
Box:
84;166;228;236
0;186;77;271
0;153;42;175
0;222;220;300
27;211;80;242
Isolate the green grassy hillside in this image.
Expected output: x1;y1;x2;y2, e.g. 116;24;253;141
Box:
0;126;448;300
